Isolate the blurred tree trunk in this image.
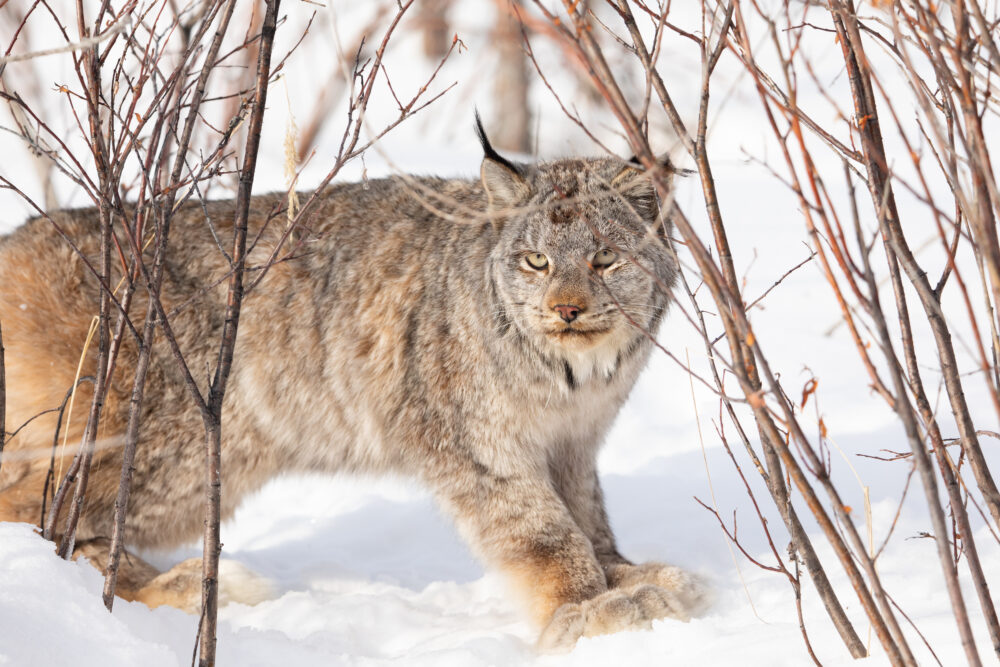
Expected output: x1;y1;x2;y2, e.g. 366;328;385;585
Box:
492;0;532;154
417;0;451;59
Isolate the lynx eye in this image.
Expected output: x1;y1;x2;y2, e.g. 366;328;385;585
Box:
591;248;619;270
524;252;549;270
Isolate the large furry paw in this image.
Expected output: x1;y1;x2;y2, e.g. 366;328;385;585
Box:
606;562;710;616
134;558;274;613
536;583;691;653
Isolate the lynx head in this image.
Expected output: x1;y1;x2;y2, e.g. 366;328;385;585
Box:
476;117;678;383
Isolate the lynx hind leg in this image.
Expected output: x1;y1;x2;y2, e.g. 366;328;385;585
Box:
537;563;711;653
75;540;274;612
133;558;276;613
74;538;161;600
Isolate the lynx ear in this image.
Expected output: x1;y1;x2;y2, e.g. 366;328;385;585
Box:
611;155;686;223
481;158;529;208
475;113;530;223
611;155;677;195
611;159;660;222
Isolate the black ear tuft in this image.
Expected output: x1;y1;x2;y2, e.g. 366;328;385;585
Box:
476;111;530;220
474;110;523;176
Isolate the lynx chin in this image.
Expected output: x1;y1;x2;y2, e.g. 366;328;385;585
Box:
0;118;707;652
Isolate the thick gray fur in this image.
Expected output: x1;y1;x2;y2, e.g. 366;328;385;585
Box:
0;136;706;651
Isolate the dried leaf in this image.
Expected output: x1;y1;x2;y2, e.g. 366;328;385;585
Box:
800;377;818;409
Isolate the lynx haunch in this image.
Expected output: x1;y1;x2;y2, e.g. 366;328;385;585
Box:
0;122;706;651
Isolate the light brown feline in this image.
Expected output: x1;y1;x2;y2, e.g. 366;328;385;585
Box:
0;122;705;651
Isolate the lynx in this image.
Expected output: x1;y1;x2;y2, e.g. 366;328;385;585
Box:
0;121;705;651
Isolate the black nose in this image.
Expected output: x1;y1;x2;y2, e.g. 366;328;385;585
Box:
553;304;581;322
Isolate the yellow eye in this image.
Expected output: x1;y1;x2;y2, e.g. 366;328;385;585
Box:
525;253;549;270
591;249;618;269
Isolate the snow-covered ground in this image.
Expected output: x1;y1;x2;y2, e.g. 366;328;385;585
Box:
2;2;999;665
2;444;998;666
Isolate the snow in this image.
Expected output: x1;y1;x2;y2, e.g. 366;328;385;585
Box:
2;1;1000;665
2;455;998;665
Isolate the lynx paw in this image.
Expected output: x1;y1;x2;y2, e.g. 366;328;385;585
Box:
535;583;690;653
606;562;710;615
134;557;275;613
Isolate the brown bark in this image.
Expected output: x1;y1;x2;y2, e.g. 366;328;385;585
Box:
828;2;995;661
608;2;869;659
197;2;279;664
101;299;156;610
57;1;116;560
830;0;1000;534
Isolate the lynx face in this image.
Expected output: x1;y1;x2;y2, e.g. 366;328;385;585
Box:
484;156;677;382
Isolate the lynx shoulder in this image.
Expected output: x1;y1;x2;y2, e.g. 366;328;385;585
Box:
0;124;706;651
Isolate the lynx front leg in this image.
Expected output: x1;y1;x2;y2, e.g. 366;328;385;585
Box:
604;561;709;615
546;446;710;648
547;445;628;571
434;468;606;621
432;460;692;652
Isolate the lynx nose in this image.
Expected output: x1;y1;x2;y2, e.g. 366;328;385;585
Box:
553;304;582;323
